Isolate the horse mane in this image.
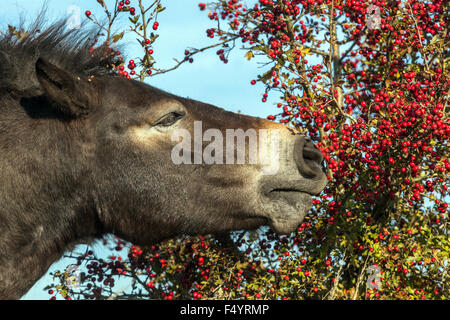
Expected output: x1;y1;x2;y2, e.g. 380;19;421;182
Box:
0;11;123;96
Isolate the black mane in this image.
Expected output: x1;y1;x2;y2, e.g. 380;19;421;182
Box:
0;13;122;95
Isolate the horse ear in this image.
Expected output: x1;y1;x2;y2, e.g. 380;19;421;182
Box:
35;58;92;117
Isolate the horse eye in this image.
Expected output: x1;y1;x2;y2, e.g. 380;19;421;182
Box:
155;112;184;127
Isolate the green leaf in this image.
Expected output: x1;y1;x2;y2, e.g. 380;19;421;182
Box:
429;35;439;46
244;51;254;61
112;31;124;43
7;25;16;36
129;16;139;24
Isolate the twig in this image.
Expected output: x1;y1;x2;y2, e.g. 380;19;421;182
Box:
324;248;347;300
107;283;132;300
352;254;370;300
406;2;430;71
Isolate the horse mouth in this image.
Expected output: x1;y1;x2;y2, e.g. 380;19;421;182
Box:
265;188;313;234
267;188;312;202
268;188;307;194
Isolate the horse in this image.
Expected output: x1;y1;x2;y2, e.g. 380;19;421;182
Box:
0;20;327;299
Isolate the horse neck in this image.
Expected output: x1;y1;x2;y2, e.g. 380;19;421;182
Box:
0;94;101;299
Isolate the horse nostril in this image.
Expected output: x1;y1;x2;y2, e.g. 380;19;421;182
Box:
294;136;324;179
303;140;323;164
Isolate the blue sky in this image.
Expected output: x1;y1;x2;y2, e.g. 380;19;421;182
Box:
0;0;280;299
0;0;277;117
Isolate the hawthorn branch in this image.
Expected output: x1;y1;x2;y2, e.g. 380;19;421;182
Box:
338;39;358;65
137;0;160;81
306;46;330;57
323;248;347;300
107;283;131;300
352;254;370;300
406;2;430;71
143;0;160;14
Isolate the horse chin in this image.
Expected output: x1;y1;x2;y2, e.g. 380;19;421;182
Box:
268;214;306;234
231;216;269;231
263;190;313;234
